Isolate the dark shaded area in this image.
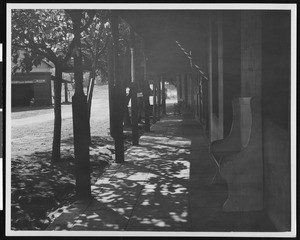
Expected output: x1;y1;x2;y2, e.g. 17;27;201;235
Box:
12;84;34;107
118;10;209;76
262;10;290;130
261;11;291;231
12;105;54;113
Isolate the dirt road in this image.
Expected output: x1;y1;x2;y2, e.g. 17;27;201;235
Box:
11;85;110;158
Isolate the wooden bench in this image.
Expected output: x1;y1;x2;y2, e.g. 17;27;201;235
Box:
210;97;263;212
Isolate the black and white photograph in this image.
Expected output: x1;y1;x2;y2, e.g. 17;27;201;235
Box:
4;3;296;237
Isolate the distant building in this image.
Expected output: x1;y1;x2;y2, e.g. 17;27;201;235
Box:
12;60;53;107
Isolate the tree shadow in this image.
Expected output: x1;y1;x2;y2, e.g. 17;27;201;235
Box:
62;130;193;231
11;134;118;230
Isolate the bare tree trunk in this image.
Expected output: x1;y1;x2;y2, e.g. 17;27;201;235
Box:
111;11;125;162
71;11;91;200
51;65;62;162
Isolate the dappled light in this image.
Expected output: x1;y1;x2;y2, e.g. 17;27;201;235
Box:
46;112;193;231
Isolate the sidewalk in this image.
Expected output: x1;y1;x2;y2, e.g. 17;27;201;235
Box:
47;107;276;232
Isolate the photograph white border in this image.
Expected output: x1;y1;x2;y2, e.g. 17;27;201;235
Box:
1;42;3;211
6;3;297;237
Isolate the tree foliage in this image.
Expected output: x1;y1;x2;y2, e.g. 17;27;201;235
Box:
12;9;74;71
81;10;110;81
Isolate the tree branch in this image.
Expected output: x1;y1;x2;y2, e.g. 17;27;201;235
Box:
82;38;93;55
63;39;75;63
79;10;97;33
97;36;108;57
12;43;57;64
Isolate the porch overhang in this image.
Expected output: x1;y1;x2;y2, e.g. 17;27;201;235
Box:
117;10;210;79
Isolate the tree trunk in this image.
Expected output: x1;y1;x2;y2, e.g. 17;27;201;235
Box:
111;10;125;163
51;65;62;162
72;11;91;200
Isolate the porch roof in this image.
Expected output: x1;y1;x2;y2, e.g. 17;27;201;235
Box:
117;10;210;79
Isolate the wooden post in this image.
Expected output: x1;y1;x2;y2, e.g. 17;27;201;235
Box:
189;74;193;110
217;12;224;139
71;10;91;200
143;47;151;132
130;28;139;145
181;73;187;107
241;11;262;97
208;12;214;142
161;76;166;115
176;74;181;102
157;77;161;121
111;11;124;162
152;82;157;123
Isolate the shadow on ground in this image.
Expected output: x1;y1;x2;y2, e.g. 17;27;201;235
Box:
49;117;192;231
11;134;118;230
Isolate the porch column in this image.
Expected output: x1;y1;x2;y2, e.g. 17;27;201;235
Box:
181;73;187;107
189;74;193;111
152;81;157;123
130;27;139;145
186;74;190;109
226;11;262;211
217;12;224;139
241;11;262;97
208;12;213;142
143;46;151;132
176;74;181;101
161;76;166;115
157;77;161;121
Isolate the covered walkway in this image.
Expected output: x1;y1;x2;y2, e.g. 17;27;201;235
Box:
47;105;275;232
